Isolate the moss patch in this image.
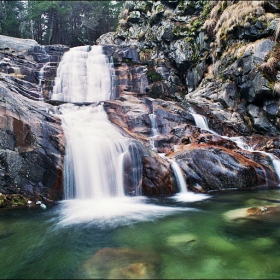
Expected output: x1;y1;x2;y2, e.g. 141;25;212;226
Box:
0;193;28;208
147;70;163;82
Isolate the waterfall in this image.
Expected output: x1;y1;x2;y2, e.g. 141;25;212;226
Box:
49;45;186;226
149;113;160;150
109;56;118;100
38;62;50;100
52;45;144;201
155;154;209;203
171;161;188;193
52;45;208;227
191;112;218;135
37;46;50;101
192;113;209;130
171;160;209;202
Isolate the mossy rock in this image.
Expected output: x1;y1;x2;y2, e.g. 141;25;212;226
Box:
122;58;134;66
147;70;163;82
0;194;29;207
0;194;8;207
10;194;28;206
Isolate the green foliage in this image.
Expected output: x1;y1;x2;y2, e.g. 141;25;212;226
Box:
0;1;25;38
0;1;123;47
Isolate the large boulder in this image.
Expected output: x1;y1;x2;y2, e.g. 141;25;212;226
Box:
168;144;279;192
0;35;38;52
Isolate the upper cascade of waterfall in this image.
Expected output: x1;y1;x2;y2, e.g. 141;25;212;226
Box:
51;45;112;103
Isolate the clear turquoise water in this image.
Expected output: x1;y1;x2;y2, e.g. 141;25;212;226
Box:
0;189;280;279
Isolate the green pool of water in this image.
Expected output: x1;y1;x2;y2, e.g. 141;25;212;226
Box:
0;189;280;279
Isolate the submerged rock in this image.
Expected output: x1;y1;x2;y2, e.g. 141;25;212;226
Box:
166;233;196;246
224;205;280;221
81;247;159;279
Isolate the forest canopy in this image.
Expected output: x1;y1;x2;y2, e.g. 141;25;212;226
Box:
0;0;123;46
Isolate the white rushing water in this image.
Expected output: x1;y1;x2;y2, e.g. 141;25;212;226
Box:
171;161;209;202
156;154;209;203
191;113;218;135
51;45;112;102
192;113;209;130
38;62;50;100
149;113;160;150
171;161;188;194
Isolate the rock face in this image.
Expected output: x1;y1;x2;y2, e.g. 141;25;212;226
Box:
0;36;65;205
1;0;280;203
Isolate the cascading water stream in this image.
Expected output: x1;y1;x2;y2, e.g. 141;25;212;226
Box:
171;161;188;194
171;160;209;202
38;62;50;100
149;113;160;150
37;46;50;101
191;113;209;130
191;112;218;135
60;104;129;200
157;153;209;202
191;110;280;182
149;110;209;201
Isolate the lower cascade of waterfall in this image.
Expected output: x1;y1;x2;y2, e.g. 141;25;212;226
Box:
171;161;188;194
60;104;133;199
155;153;209;203
58;103;183;226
